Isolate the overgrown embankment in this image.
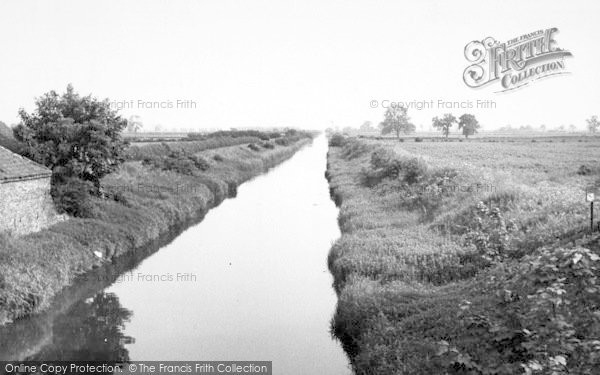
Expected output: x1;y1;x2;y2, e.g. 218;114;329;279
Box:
326;136;600;374
0;135;312;326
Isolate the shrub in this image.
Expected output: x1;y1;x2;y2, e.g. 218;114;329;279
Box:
441;247;600;374
329;133;346;147
275;138;290;146
189;155;210;171
366;147;428;184
213;154;224;162
577;164;593;175
261;141;275;149
51;177;98;217
248;143;261;151
415;137;423;142
142;150;210;175
370;148;402;179
341;139;373;159
464;202;518;262
402;157;428;184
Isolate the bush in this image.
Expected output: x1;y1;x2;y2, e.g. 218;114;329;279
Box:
248;143;261;151
261;141;275;149
464;202;518;262
341;139;373;159
415;137;423;142
370;148;402;179
51;177;98;217
142;150;210;175
577;164;593;175
189;155;210;171
275;138;289;146
329;133;346;147
213;154;224;162
402;157;428;184
366;147;428;184
441;247;600;374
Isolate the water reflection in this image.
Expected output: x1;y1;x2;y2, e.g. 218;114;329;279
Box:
27;292;133;362
0;223;190;362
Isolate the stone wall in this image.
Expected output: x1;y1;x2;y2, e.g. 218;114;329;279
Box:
0;177;63;236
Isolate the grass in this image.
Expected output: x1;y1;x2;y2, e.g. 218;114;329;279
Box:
326;136;600;374
0;135;313;326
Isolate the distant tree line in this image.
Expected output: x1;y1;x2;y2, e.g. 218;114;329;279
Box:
378;106;481;140
343;111;600;140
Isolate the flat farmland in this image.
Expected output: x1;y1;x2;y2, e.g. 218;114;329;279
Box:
326;135;600;374
386;137;600;182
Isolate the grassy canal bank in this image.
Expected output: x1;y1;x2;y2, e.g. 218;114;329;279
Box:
326;136;600;374
0;134;313;326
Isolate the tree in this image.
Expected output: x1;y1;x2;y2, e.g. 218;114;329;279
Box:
432;113;457;139
458;114;480;138
379;106;415;141
359;121;375;133
127;115;143;133
569;124;577;133
14;84;128;213
586;116;599;133
539;124;546;132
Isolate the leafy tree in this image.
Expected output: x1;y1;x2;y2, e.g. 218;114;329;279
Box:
457;114;480;138
379;106;415;141
569;124;577;132
14;84;128;215
586;115;599;133
432;113;457;139
540;124;546;132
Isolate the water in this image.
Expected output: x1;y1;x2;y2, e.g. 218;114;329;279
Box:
0;135;350;374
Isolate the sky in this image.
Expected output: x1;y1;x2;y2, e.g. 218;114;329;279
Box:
0;0;598;132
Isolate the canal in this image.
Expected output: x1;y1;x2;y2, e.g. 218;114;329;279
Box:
0;135;350;374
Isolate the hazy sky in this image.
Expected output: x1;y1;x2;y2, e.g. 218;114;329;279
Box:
0;0;598;131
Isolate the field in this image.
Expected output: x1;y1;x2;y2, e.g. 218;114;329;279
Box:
326;135;600;374
0;135;313;326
